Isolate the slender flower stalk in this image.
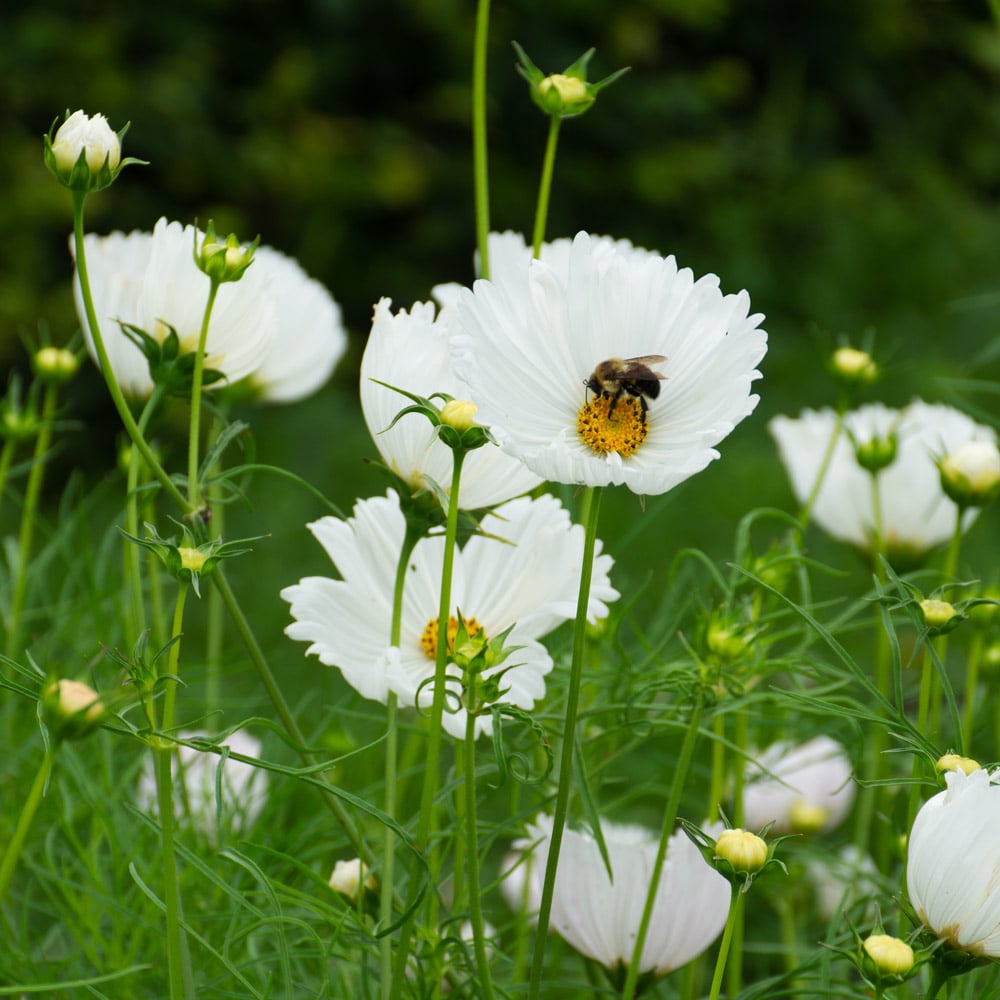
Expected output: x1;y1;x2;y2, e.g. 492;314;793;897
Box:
708;882;743;1000
472;0;491;280
70;191;190;513
5;380;59;660
527;485;602;1000
186;280;221;513
531;117;562;258
622;693;705;1000
0;743;55;903
796;408;845;530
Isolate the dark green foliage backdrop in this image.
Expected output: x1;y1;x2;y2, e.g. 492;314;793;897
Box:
2;0;998;648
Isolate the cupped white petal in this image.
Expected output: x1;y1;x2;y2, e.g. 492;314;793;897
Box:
453;231;766;495
360;297;542;509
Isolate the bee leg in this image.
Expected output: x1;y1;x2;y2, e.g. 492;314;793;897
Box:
606;392;618;418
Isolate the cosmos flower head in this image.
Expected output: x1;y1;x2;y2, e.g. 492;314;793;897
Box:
73;218;345;402
281;490;617;739
906;767;1000;958
505;814;729;977
770;401;996;559
360;296;542;509
451;231;766;495
742;735;855;835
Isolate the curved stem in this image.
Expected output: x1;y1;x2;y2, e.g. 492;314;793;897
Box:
622;694;705;1000
71;190;190;513
527;485;602;1000
797;406;845;530
531;117;562;258
186;280;221;513
472;0;491;279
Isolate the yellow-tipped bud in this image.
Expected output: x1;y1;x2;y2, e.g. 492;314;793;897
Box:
939;440;1000;508
715;828;768;873
919;599;959;631
935;753;981;776
539;73;588;104
863;934;914;976
789;800;829;833
830;346;877;386
41;679;105;739
440;399;478;432
33;346;80;384
178;546;207;573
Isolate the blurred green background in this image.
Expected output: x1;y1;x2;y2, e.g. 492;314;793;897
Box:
2;0;999;660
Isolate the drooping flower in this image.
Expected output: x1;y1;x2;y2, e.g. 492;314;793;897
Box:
360;297;541;509
770;401;996;558
72;218;345;402
505;814;729;976
452;231;766;495
136;730;267;844
742;736;855;835
281;490;617;738
906;767;1000;957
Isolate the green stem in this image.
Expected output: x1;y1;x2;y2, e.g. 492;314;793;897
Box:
727;709;748;996
707;713;725;822
708;883;743;1000
0;742;55;903
472;0;491;280
464;679;496;1000
527;485;602;1000
797;407;845;530
962;630;985;751
531;116;562;258
71;190;190;513
380;527;422;1000
204;413;228;716
0;437;16;517
156;582;193;1000
186;280;220;513
5;381;59;659
390;451;467;999
211;568;369;861
622;694;705;1000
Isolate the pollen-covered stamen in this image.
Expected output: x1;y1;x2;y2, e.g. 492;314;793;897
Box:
420;615;484;660
576;395;649;457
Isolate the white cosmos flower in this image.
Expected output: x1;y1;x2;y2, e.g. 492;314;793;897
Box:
451;231;766;495
770;401;995;556
73;218;345;403
136;730;267;844
742;736;855;835
507;815;729;976
361;297;541;509
907;767;1000;957
281;490;617;739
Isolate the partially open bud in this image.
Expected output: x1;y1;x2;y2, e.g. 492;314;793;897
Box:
33;346;80;385
41;679;105;740
44;110;133;192
939;440;1000;509
329;858;376;902
862;934;915;977
919;598;963;635
178;547;207;573
513;42;628;120
830;346;877;387
194;221;259;284
715;828;768;874
935;753;981;776
440;399;478;432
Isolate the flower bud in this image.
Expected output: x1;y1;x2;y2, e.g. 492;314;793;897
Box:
439;399;479;432
935;753;981;776
514;42;628;120
788;800;830;833
715;828;768;873
939;440;1000;509
329;858;376;902
829;346;877;387
178;546;207;573
33;346;80;385
919;598;963;635
853;431;897;473
194;221;258;284
40;679;105;740
862;934;914;976
45;110;128;192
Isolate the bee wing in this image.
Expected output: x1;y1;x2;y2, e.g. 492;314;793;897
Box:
623;355;668;378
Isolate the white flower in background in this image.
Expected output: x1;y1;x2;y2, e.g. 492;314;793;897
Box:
452;231;766;495
769;401;996;557
907;767;1000;957
281;490;617;739
360;297;541;509
73;218;345;403
50;109;121;174
506;814;729;976
939;439;1000;509
244;245;347;403
742;735;855;835
136;730;267;843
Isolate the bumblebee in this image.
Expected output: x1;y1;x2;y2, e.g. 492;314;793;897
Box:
584;355;667;418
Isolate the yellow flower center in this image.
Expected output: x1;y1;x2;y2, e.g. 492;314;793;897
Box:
576;395;648;457
420;615;483;660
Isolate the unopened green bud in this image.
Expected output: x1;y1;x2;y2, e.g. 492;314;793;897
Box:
919;598;963;634
195;221;258;283
33;346;80;384
178;546;207;573
706;626;748;662
830;346;878;386
939;441;1000;509
854;432;897;473
863;934;914;976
